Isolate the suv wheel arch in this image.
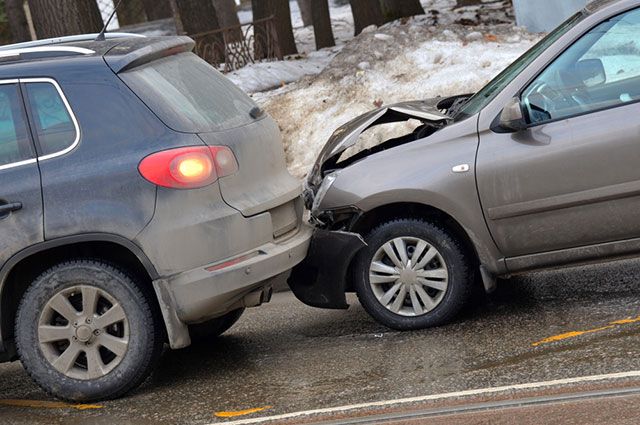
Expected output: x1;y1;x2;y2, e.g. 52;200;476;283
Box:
0;234;162;353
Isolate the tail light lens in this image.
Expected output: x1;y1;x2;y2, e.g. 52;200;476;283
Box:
139;146;238;189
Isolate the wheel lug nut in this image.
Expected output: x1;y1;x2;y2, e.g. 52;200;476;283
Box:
86;318;92;324
93;330;100;335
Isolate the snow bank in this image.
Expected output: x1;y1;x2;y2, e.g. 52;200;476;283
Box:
258;24;540;178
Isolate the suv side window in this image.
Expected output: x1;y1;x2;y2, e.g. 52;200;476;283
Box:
0;83;33;167
24;81;77;156
523;7;640;124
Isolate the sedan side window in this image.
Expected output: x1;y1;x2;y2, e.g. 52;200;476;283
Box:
0;84;33;167
523;7;640;124
24;81;77;156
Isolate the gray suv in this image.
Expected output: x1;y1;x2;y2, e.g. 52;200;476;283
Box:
291;0;640;330
0;35;311;401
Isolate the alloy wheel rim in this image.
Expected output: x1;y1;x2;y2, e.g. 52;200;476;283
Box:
38;285;129;380
369;237;448;317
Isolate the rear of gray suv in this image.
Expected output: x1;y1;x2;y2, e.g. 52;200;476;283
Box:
0;36;311;401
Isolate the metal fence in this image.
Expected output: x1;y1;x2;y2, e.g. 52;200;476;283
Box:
95;1;281;72
191;17;282;72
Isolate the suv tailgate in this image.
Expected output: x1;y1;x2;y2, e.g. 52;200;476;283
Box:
199;117;301;217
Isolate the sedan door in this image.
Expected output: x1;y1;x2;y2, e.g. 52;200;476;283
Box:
477;6;640;260
0;81;43;266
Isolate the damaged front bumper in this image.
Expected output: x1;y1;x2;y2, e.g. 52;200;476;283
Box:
288;229;367;309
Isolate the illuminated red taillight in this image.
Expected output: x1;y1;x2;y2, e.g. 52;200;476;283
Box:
139;146;237;189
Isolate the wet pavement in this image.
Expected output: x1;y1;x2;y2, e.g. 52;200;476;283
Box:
1;258;640;424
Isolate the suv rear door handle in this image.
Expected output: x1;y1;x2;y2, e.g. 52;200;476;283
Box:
0;202;22;215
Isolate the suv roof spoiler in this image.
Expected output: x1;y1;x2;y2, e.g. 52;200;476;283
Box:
0;33;145;52
104;36;196;73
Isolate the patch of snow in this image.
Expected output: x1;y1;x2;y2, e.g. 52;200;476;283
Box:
465;31;483;41
227;48;341;93
374;33;394;41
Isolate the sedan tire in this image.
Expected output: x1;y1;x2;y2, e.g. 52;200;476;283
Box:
353;219;472;330
15;260;163;402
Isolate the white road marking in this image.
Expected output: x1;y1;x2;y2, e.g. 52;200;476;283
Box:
213;370;640;424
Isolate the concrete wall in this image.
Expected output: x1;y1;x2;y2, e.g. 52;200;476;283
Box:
514;0;588;33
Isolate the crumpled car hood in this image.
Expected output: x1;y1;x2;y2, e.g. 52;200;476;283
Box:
307;99;450;189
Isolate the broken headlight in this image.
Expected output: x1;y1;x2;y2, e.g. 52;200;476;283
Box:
311;171;338;214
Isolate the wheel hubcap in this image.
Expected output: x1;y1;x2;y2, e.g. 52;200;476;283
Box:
38;285;129;380
369;237;448;317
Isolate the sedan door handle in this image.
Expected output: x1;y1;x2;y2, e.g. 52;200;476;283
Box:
0;202;22;215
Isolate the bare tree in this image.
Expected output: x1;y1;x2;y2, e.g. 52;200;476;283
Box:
118;0;147;27
6;0;31;42
142;0;173;21
27;0;103;39
312;0;334;49
455;0;483;7
213;0;240;28
214;0;242;43
380;0;425;22
174;0;223;61
252;0;297;57
296;0;312;27
349;0;384;35
174;0;221;34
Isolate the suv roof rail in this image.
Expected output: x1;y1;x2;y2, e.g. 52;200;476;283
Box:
0;32;145;52
0;46;96;60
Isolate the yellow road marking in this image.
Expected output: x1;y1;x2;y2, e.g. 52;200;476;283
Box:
0;399;103;410
215;406;272;418
610;316;640;325
533;315;640;347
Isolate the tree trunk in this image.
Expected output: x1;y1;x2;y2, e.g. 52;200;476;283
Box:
27;0;103;39
174;0;223;62
296;0;312;27
380;0;425;22
252;0;297;58
455;0;483;7
349;0;384;35
213;0;241;42
174;0;220;35
213;0;240;28
6;0;31;42
312;0;334;49
117;0;147;27
142;0;173;21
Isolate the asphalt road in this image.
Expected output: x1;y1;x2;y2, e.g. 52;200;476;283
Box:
1;258;640;424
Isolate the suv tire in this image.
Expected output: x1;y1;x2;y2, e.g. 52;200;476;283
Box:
189;308;245;342
15;260;163;402
353;219;472;330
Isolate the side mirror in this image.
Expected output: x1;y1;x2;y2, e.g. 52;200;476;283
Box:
576;58;606;87
497;97;526;132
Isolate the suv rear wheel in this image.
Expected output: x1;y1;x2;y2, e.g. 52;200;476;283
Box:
15;260;163;401
353;219;472;330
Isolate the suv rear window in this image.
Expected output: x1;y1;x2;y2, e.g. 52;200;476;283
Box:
120;52;258;133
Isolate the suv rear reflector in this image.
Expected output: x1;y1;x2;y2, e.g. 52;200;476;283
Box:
139;146;237;189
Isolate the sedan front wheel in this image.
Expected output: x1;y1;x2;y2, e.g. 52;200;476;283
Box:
353;219;472;330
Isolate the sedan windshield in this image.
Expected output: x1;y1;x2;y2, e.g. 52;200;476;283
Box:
453;12;586;120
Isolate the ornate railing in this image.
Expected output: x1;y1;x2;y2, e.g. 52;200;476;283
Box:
190;17;283;72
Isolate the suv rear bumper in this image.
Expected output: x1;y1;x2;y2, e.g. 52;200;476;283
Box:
153;224;312;348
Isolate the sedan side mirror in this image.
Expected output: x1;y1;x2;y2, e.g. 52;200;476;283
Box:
575;58;606;88
496;97;526;132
